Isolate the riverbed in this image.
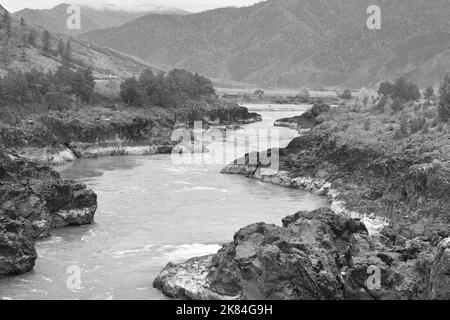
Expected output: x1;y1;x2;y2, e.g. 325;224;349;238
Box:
0;104;329;300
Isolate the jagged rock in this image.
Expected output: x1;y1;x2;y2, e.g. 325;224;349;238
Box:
153;255;241;300
0;151;97;275
50;181;97;228
0;216;37;275
274;103;331;130
154;208;440;300
430;238;450;300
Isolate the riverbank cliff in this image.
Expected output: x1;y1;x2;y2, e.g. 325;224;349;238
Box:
154;102;450;300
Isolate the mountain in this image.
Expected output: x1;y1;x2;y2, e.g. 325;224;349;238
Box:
0;4;163;96
81;0;450;89
13;3;190;35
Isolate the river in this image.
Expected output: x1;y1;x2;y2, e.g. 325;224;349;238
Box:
0;104;329;300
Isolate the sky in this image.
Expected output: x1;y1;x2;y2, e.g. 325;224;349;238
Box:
1;0;262;13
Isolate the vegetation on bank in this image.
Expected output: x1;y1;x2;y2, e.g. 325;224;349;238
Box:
120;68;216;108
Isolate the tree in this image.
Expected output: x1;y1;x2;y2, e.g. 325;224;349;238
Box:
58;39;65;58
338;89;352;99
254;89;264;97
120;77;145;106
28;30;38;47
20;17;25;27
70;67;95;103
378;81;394;96
42;30;51;56
1;11;11;38
424;86;434;100
0;37;12;68
438;73;450;122
378;77;420;103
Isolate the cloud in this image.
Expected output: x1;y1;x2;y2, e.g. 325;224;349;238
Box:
1;0;261;13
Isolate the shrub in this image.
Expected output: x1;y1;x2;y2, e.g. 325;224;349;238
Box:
363;119;370;131
121;68;215;108
421;122;429;134
254;89;264;97
378;77;421;102
411;116;425;134
119;77;145;106
392;97;405;113
438;73;450;122
338;89;352;99
399;112;409;136
424;87;434;100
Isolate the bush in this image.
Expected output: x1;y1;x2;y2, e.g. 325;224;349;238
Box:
421;122;429;134
438;73;450;122
254;89;264;97
378;77;421;102
338;89;352;99
411;116;426;134
0;66;95;106
392;97;405;113
121;68;215;108
424;87;434;100
119;77;145;106
399;112;409;136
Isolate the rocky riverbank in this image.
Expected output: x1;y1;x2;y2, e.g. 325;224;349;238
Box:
274;103;330;130
0;151;97;275
0;102;261;165
154;102;450;300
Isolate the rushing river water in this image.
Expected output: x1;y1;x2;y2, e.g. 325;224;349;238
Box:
0;104;329;300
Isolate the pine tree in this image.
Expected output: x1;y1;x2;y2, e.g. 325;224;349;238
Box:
0;37;12;68
42;30;51;56
2;11;11;38
64;39;72;64
439;73;450;122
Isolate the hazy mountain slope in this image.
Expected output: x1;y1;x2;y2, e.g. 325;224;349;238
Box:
344;33;450;88
81;0;450;88
13;3;189;35
0;5;163;96
82;0;362;81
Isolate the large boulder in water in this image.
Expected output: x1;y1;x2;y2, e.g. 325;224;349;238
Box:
0;216;37;275
50;181;97;228
154;208;441;300
0;151;97;275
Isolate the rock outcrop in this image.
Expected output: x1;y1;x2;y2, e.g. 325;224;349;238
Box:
0;216;37;275
155;103;450;300
154;208;447;300
0;151;97;275
1;103;261;165
274;103;330;130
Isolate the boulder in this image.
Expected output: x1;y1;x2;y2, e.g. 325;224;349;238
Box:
0;216;37;275
154;208;439;300
0;151;97;275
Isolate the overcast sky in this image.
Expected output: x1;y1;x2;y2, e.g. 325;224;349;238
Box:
1;0;262;13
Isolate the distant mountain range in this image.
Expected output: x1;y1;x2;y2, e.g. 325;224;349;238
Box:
13;3;190;35
79;0;450;89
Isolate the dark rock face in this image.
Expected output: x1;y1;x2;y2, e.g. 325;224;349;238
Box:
275;103;331;130
0;151;97;275
430;238;450;300
154;208;447;300
0;216;37;275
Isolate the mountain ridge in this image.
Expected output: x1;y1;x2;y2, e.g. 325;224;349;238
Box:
81;0;450;88
12;3;190;35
